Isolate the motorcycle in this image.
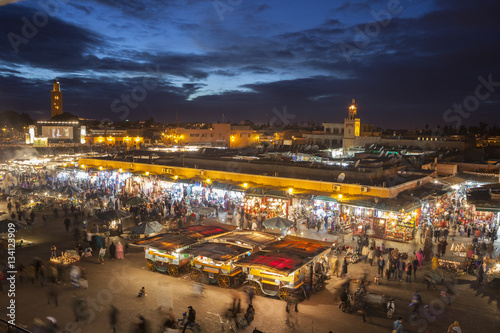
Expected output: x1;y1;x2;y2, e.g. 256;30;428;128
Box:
177;312;201;333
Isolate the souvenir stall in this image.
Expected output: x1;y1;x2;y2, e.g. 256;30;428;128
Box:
487;261;500;283
313;196;339;229
379;208;419;243
265;190;291;218
244;188;266;215
339;202;375;236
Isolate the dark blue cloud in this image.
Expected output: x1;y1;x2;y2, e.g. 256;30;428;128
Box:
0;0;498;128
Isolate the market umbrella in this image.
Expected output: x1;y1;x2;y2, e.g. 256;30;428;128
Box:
10;187;32;196
125;196;149;206
57;185;83;195
95;209;131;222
262;217;293;229
191;207;217;216
132;221;163;235
0;219;27;233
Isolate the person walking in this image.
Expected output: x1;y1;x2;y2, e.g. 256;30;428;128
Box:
116;241;124;260
64;218;71;232
47;285;58;307
341;256;348;277
393;317;403;333
406;262;412;282
367;248;375;266
412;257;419;279
50;244;57;259
378;256;385;277
109;305;118;333
98;247;106;264
109;242;116;259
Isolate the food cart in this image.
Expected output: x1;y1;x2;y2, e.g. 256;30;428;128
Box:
237;236;332;302
184;242;250;288
136;225;234;276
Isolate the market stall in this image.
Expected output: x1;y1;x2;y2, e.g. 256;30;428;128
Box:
136;224;235;276
138;233;197;276
237;236;332;302
50;250;80;266
185;242;250;288
450;243;468;257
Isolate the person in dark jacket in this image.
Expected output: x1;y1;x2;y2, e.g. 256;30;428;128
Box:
182;306;196;333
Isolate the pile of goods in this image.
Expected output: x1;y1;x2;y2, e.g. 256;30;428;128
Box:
50;250;80;265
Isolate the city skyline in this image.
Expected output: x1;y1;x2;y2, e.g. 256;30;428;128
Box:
0;0;499;128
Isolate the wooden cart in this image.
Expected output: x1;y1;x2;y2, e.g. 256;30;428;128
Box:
184;242;250;288
136;225;234;276
237;236;332;302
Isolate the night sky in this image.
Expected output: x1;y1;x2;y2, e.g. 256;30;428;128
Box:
0;0;499;128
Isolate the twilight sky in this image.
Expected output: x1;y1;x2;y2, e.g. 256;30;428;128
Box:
0;0;499;128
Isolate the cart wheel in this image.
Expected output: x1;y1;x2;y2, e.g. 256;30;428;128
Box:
248;281;262;295
218;275;231;288
146;259;156;272
190;269;201;281
168;265;179;276
278;287;291;302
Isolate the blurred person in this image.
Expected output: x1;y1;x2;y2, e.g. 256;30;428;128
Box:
109;305;118;333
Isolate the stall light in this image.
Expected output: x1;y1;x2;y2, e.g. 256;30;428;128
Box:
206;178;211;183
80;165;85;169
243;183;248;188
338;194;343;200
145;171;149;176
119;168;123;173
288;188;293;194
174;175;179;180
99;166;103;170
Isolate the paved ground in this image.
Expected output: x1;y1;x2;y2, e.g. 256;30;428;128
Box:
1;203;499;333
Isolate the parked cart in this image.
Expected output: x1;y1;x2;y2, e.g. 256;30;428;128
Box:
136;225;234;276
237;236;332;302
184;242;250;288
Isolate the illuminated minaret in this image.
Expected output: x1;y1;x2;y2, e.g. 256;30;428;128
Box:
343;99;360;151
51;78;63;118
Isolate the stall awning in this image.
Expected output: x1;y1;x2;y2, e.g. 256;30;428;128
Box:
215;231;279;248
314;196;337;203
266;189;289;200
246;187;265;197
182;242;249;261
237;236;332;275
135;233;197;252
